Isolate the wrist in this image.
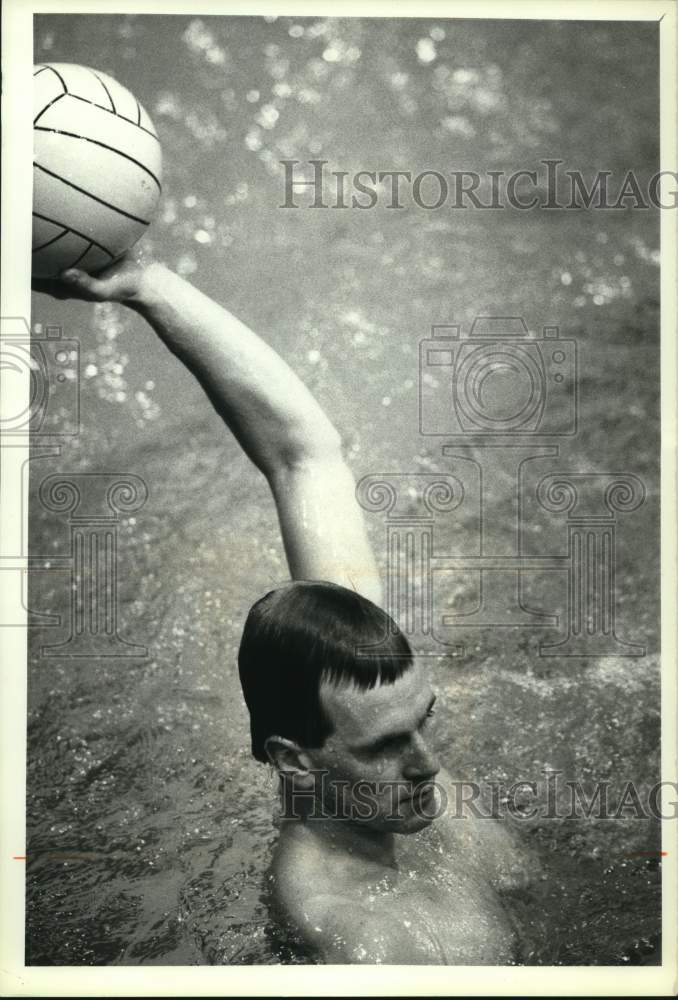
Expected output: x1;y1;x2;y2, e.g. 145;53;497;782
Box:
126;261;171;311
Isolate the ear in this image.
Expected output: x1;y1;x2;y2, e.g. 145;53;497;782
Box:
263;735;314;777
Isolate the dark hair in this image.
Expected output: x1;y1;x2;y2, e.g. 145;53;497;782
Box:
237;581;412;763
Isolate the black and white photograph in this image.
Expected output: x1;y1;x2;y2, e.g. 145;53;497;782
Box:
1;0;676;994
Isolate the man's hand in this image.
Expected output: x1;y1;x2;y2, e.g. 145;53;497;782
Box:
31;248;157;305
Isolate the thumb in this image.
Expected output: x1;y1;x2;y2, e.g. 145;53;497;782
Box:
60;267;115;302
61;268;90;282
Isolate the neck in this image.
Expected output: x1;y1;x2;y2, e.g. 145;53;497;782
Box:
287;813;397;865
278;778;396;865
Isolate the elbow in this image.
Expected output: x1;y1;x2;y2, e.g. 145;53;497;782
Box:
279;421;344;470
252;416;343;482
310;422;343;462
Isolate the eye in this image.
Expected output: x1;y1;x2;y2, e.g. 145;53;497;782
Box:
419;706;435;730
385;734;408;751
371;733;408;755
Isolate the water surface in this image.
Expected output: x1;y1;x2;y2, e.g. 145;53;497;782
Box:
28;14;661;965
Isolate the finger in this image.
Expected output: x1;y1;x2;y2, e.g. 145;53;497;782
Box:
61;268;92;286
60;268;103;300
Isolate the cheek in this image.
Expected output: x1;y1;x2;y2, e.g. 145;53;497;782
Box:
351;755;406;792
312;746;355;781
315;745;406;787
322;755;385;794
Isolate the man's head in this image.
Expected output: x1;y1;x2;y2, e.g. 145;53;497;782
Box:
238;581;441;833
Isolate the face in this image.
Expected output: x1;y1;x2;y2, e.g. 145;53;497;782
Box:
306;662;442;834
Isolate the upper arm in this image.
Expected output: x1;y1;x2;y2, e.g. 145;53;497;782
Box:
298;895;441;965
269;455;383;607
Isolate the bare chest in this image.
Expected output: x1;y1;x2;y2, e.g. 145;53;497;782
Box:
352;831;518;964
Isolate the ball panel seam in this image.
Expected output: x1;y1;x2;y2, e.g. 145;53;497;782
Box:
66;240;95;271
34;91;67;126
34;162;152;226
90;70;116;113
34;127;162;192
65;91;159;141
33;211;116;259
43;64;68;94
32;226;68;254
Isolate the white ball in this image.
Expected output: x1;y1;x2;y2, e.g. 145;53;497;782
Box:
32;62;162;278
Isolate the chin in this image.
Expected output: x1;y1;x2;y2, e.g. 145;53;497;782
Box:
395;787;443;832
399;812;436;834
373;810;436;835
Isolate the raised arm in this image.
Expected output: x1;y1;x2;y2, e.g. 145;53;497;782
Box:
38;259;382;604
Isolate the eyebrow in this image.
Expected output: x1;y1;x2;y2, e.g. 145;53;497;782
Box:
351;694;437;753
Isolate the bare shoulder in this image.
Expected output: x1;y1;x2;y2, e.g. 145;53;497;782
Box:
268;829;442;963
434;768;541;893
267;823;332;928
286;893;442;964
474;814;541;893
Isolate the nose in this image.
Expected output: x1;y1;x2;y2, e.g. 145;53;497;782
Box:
402;732;440;783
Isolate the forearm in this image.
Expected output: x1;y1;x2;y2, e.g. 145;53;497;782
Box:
128;263;340;476
50;257;382;601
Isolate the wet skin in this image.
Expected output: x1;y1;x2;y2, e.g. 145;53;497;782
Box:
268;662;535;964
